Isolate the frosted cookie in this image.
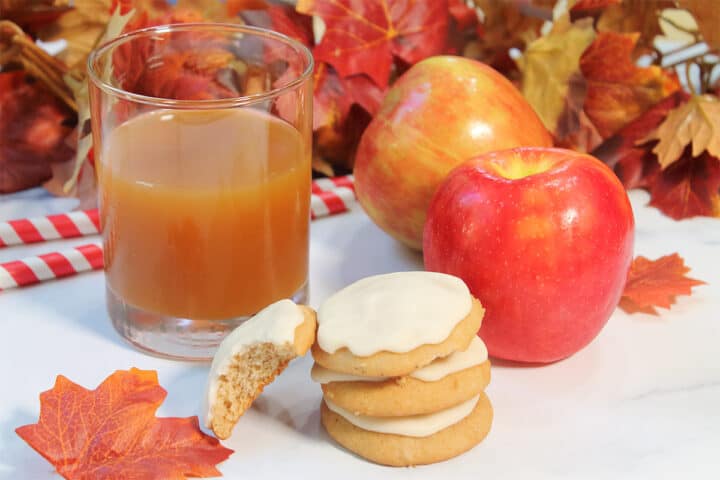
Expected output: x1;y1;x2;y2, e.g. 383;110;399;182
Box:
321;391;493;466
205;299;317;440
313;272;484;377
314;337;491;416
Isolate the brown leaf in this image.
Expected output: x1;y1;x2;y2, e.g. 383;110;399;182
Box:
620;253;705;315
644;94;720;169
16;368;233;479
0;0;72;34
580;31;681;138
1;20;76;109
312;153;336;177
0;71;75;193
596;0;674;55
648;148;720;219
36;0;112;69
471;0;549;77
554;74;603;152
516;15;596;143
315;104;373;171
592;90;689;189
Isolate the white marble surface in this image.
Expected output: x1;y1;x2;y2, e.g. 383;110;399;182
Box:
0;188;719;479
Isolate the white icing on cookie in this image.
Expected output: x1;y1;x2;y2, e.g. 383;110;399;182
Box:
311;364;389;383
204;299;303;426
317;272;472;356
311;337;488;384
324;395;480;437
411;337;487;382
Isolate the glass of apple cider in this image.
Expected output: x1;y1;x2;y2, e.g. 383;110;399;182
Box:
87;24;313;360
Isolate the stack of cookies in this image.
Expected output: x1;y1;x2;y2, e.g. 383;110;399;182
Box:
311;271;493;467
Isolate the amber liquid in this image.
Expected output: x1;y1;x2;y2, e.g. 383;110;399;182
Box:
99;109;310;320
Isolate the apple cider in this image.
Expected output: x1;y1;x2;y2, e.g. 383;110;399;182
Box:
98;108;310;320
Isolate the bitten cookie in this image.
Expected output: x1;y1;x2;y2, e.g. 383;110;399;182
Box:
321;392;493;467
312;272;484;377
314;337;491;416
205;299;317;439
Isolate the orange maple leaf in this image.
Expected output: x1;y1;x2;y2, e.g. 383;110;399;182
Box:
16;368;233;480
580;31;680;138
619;253;705;315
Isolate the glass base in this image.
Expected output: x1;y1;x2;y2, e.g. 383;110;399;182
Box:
107;282;309;361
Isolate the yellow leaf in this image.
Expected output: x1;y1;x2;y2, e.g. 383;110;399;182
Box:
36;0;112;69
515;15;595;136
646;94;720;169
62;4;134;193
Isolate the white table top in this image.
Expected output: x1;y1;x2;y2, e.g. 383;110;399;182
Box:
1;188;719;480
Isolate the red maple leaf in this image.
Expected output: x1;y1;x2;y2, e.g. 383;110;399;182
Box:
16;368;233;480
620;254;705;315
297;0;449;87
649;150;720;220
267;5;384;130
0;72;75;193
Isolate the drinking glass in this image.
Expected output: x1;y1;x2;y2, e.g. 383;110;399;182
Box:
88;23;313;360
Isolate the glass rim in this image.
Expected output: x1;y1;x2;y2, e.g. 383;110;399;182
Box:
87;22;314;109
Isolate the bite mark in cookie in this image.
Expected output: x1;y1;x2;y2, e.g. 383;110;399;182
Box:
205;300;316;439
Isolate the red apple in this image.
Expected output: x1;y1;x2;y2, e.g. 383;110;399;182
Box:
423;147;634;363
354;56;552;250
